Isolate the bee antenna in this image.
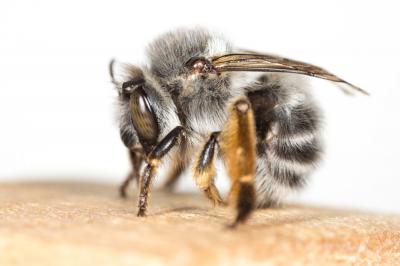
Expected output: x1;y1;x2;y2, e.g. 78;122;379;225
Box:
109;58;116;83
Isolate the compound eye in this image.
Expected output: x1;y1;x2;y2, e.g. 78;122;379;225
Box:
130;87;159;146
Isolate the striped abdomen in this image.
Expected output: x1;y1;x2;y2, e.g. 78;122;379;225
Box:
249;76;323;207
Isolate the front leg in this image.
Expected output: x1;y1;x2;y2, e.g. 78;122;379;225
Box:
137;126;184;217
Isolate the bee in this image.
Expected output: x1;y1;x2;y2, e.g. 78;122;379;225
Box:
109;28;368;227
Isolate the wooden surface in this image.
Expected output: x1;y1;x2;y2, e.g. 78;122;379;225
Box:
0;182;399;266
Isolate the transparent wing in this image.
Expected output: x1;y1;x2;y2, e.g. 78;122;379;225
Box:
211;53;369;95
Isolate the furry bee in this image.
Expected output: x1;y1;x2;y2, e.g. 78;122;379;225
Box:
109;28;367;227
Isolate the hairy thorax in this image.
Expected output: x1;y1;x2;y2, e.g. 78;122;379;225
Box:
175;74;243;143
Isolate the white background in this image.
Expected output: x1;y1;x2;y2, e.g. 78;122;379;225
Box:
1;1;399;213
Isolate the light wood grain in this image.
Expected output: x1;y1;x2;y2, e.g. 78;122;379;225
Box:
0;181;399;266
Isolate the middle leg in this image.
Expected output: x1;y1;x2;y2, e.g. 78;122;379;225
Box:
119;146;144;198
192;132;224;206
161;149;187;191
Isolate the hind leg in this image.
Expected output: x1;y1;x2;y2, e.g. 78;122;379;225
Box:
219;98;257;227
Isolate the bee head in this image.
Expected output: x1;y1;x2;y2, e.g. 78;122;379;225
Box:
109;60;180;153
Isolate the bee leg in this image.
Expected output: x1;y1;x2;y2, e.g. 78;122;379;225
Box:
119;172;134;198
137;126;184;217
161;154;186;191
193;132;225;206
119;146;144;198
220;98;257;227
